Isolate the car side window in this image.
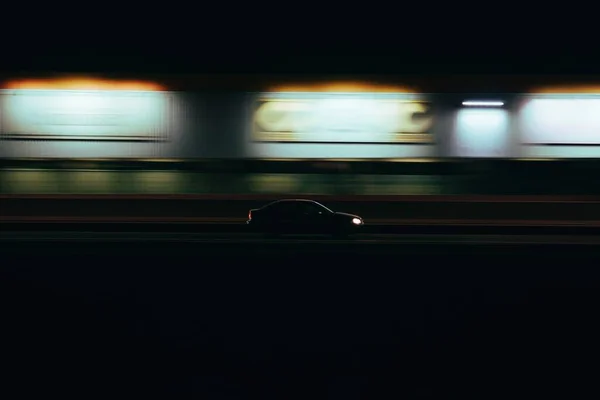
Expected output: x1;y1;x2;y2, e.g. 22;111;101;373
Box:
299;202;322;216
269;201;324;218
272;202;296;217
268;203;283;216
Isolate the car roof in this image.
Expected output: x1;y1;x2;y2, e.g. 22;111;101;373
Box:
278;199;315;203
266;199;318;206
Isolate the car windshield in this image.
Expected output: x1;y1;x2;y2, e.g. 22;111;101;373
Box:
311;201;334;213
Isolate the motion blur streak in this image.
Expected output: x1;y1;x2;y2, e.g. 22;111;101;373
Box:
266;81;417;93
2;77;165;91
529;85;600;93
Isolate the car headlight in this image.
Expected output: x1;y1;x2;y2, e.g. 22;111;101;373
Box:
352;218;362;225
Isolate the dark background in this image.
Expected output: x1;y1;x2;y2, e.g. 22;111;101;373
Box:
3;8;600;399
2;7;597;75
4;241;600;399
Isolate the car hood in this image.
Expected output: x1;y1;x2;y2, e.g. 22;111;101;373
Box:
334;212;361;219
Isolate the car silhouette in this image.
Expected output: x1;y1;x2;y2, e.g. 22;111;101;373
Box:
247;199;364;237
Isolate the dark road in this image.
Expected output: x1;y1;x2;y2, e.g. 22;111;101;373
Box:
3;225;600;398
5;230;600;246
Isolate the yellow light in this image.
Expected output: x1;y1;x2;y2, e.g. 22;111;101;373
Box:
267;81;417;93
528;85;600;94
2;77;164;91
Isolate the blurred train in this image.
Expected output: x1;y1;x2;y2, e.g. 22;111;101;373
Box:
2;74;600;161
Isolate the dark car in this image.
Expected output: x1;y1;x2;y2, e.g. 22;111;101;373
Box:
246;199;364;237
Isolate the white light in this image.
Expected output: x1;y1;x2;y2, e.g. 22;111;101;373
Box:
1;89;168;140
454;109;510;157
253;93;433;143
462;101;504;107
352;218;362;225
520;98;600;145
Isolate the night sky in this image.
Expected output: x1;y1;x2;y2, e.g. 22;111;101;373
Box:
3;11;599;76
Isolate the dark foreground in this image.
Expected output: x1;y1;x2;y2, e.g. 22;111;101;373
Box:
3;234;600;398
